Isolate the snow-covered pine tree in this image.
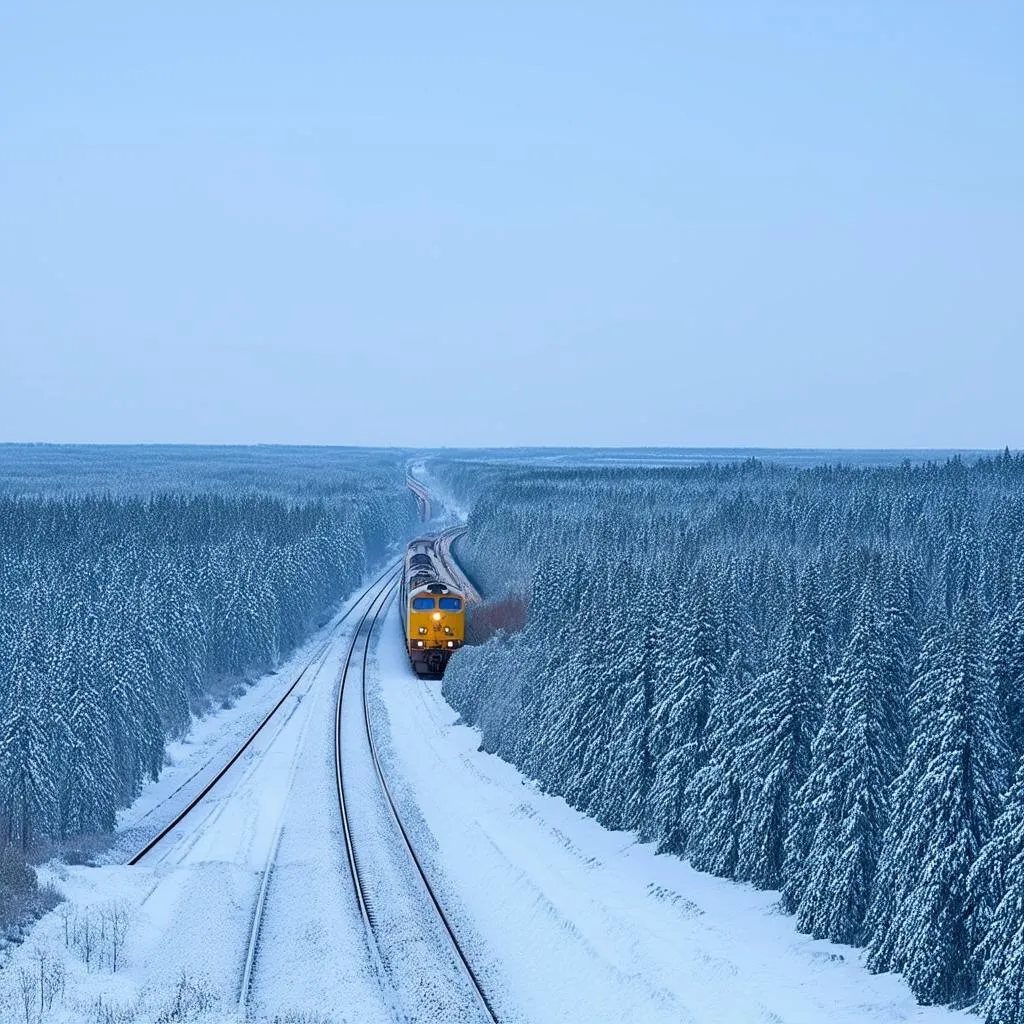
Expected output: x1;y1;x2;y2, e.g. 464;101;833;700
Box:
971;759;1024;1024
866;602;1008;1005
731;601;823;888
0;604;59;848
988;599;1024;758
865;623;948;969
683;648;754;877
56;603;118;836
648;571;722;855
598;575;659;831
787;573;901;943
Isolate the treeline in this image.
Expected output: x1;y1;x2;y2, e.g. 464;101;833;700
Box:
435;452;1024;1019
0;481;416;850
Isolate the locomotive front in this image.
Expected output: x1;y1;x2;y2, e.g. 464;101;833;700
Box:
402;540;465;677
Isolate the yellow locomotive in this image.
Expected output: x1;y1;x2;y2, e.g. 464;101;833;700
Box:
401;538;466;677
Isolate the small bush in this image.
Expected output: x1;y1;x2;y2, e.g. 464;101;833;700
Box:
154;972;219;1023
85;996;139;1024
50;832;114;867
268;1015;340;1024
466;596;528;645
0;845;63;942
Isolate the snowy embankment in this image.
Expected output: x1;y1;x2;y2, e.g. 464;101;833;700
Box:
0;578;389;1024
370;602;974;1024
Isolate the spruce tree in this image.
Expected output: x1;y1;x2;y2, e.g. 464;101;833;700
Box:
731;608;821;888
971;760;1024;1024
867;604;1008;1005
648;575;722;854
684;649;753;877
788;578;900;943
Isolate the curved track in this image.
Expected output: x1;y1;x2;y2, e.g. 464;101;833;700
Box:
232;566;402;1013
128;561;401;866
433;525;481;604
335;576;499;1023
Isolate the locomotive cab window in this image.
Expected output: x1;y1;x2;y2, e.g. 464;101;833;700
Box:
412;597;436;610
438;597;462;611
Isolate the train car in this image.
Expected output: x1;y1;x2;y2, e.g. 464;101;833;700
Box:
401;538;466;677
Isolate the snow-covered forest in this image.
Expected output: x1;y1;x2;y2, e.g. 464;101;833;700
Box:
0;448;417;854
436;453;1024;1019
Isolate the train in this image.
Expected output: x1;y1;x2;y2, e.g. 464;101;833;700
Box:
401;537;466;677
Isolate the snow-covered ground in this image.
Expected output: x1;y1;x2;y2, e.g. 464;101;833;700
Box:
369;603;975;1024
109;568;393;865
0;574;394;1023
1;555;980;1023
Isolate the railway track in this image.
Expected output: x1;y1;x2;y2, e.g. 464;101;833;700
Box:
235;565;402;1016
128;561;402;867
127;529;495;1020
406;473;432;520
126;564;403;1021
434;525;481;603
335;572;499;1023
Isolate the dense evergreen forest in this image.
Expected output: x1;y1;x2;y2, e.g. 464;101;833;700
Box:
435;453;1024;1019
0;448;417;854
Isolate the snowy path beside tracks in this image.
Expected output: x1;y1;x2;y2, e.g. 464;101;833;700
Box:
370;602;975;1024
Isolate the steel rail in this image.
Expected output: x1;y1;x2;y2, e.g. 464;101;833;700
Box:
433;525;481;604
336;572;499;1023
334;576;407;1023
128;560;401;866
236;567;404;1013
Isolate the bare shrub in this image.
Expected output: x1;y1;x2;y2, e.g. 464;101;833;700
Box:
100;901;131;972
86;995;138;1024
59;904;74;948
36;883;61;917
267;1014;340;1023
74;908;97;971
13;945;66;1023
154;971;219;1022
33;946;65;1014
466;596;529;645
0;844;42;932
16;965;34;1024
196;672;251;718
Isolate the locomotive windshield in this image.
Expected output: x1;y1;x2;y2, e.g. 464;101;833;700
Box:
438;597;462;610
412;597;436;610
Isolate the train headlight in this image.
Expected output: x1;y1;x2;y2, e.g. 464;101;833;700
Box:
444;626;452;635
418;627;427;635
432;612;441;621
416;640;424;648
447;641;454;648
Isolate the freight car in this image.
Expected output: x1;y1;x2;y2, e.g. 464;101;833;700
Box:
400;538;466;677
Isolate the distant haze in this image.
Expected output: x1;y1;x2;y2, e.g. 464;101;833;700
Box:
1;3;1021;447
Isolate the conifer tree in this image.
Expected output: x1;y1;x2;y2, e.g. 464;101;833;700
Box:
866;604;1008;1004
732;607;822;888
787;577;900;943
988;600;1024;758
971;760;1024;1024
684;649;753;877
0;611;59;848
648;575;722;854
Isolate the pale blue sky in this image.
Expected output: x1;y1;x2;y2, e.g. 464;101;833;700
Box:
1;2;1021;447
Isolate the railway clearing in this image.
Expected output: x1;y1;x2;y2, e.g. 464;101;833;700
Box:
24;547;500;1022
0;490;980;1024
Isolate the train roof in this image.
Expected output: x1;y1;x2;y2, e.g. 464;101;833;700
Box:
410;581;464;598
